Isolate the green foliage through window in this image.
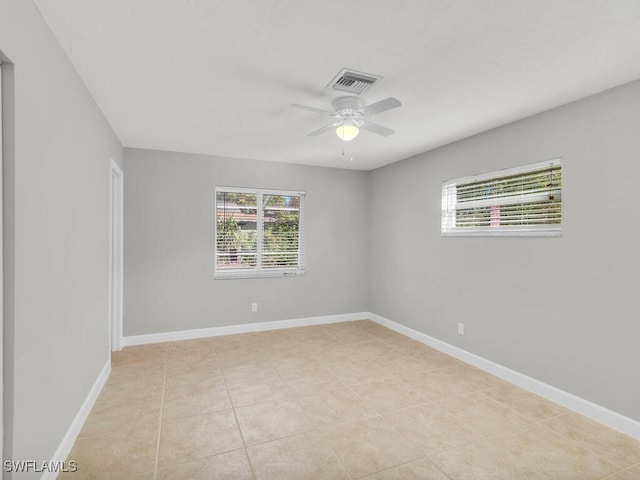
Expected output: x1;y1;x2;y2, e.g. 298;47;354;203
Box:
216;188;305;277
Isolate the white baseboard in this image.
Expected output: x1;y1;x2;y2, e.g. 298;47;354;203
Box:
42;360;111;480
121;312;370;347
369;313;640;440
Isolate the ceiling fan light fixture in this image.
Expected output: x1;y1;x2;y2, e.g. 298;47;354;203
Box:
336;124;359;141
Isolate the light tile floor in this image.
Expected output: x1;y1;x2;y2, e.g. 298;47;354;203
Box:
61;320;640;479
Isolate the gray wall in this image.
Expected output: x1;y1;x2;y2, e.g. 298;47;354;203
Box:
2;0;637;471
370;79;640;421
1;0;123;476
123;148;370;335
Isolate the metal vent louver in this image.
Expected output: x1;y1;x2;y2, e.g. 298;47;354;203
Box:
326;69;382;95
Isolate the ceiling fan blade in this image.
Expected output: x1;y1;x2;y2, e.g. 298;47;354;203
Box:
360;120;395;137
359;97;402;116
308;123;336;137
292;104;333;115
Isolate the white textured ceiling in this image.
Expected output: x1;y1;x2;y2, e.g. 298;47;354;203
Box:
34;0;640;170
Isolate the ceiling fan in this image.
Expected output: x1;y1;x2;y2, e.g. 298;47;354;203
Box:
292;96;402;141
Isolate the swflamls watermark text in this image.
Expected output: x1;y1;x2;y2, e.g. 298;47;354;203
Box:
3;460;78;473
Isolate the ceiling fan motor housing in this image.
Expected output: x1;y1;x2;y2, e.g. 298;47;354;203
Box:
333;96;363;113
333;96;364;125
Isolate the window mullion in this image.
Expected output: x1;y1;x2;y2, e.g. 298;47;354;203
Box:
256;192;264;268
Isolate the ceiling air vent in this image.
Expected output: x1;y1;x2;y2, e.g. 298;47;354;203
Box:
326;69;382;95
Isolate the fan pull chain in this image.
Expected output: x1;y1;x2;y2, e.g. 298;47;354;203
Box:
340;140;354;162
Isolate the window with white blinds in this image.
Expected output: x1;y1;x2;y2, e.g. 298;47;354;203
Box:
215;187;306;278
442;159;562;236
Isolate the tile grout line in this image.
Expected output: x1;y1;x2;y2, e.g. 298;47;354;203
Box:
317;327;428;478
319;324;562;477
599;462;640;480
213;343;259;480
534;417;633;472
476;388;570;425
350;457;454;480
311;325;433;477
221;326;366;476
152;346;169;480
316;428;355;480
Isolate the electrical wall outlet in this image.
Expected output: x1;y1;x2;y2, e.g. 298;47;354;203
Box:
251;302;258;313
458;323;465;335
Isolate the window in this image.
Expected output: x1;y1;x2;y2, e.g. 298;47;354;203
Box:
442;159;562;236
215;187;306;278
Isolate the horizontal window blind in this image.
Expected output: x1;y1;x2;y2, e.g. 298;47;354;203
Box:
215;187;306;278
442;159;562;236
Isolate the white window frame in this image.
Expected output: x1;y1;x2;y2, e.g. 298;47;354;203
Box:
215;186;306;279
442;159;562;237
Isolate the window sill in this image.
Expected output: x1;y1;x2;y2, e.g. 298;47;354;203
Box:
442;230;561;237
214;268;306;280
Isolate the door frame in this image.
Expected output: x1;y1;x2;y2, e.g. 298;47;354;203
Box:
109;159;124;352
0;59;4;468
